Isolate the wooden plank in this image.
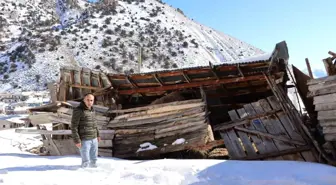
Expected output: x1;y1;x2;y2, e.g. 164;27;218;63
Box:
117;74;267;95
318;110;336;120
229;110;257;157
313;93;336;105
114;102;205;120
305;58;314;79
267;96;316;162
155;124;207;139
15;129;115;135
308;83;336;97
252;100;299;161
233;146;312;160
113;102;205;121
319;120;336;127
155;120;205;134
307;75;336;85
315;102;336;111
323;127;336;134
219;131;238;159
214;109;282;131
54;139;79;155
109;99;202;113
234;127;305;146
221;111;247;158
243;104;278;155
98;148;113;157
108;108;204;128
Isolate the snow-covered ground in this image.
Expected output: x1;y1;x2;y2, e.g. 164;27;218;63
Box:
1;128;336;185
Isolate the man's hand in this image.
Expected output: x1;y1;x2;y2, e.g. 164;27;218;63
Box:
97;137;101;142
75;142;81;148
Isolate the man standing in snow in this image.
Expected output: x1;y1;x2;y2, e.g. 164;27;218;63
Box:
71;93;101;168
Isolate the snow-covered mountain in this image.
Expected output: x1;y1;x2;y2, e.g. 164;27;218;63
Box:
0;0;264;92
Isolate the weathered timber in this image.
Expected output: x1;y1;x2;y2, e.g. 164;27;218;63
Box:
98;148;113;157
324;134;336;141
57;107;110;121
319;120;336;127
108;107;204;128
307;75;336;86
155;120;206;134
108;112;206;129
113;102;205;120
15;129;115;135
229;109;257;157
307;83;336;97
117;74;269;95
315;102;336;111
155;124;207;139
109;99;202;113
314;93;336;105
243;104;278;154
318;110;336;120
232;146;312;160
267;96;316;162
253;99;301;161
66;101;111;114
214;109;282;131
113;107;204;122
323;127;336;134
234;127;305;146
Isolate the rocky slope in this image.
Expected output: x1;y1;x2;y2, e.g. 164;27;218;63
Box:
0;0;264;92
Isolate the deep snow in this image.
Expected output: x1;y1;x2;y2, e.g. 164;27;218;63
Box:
0;128;336;185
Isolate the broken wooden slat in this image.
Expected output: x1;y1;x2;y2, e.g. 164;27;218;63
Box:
233;146;312;160
229;109;257;157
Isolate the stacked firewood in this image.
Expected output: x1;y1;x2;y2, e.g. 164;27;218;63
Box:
107;99;211;158
307;76;336;157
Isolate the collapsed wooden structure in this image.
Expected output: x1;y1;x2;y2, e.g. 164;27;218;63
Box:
18;41;336;164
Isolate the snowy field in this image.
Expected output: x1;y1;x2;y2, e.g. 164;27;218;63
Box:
1;128;336;185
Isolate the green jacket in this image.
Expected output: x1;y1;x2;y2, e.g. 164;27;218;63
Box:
71;101;100;144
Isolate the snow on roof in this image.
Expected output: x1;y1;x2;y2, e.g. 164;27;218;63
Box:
26;97;43;104
6;115;27;124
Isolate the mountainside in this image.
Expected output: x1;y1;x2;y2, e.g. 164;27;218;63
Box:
0;0;264;92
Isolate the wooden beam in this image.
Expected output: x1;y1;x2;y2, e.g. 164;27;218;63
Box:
209;62;220;80
15;129;115;135
234;125;306;146
126;75;139;88
214;109;282;131
237;64;244;77
305;58;314;79
153;74;164;86
182;72;191;83
328;51;336;58
117;74;268;95
232;146;312;160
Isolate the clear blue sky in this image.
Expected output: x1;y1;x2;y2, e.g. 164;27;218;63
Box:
163;0;335;77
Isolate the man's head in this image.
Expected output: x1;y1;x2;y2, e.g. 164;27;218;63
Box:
83;93;95;109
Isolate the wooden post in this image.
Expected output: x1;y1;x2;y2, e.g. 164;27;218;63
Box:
328;51;336;58
305;58;314;79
